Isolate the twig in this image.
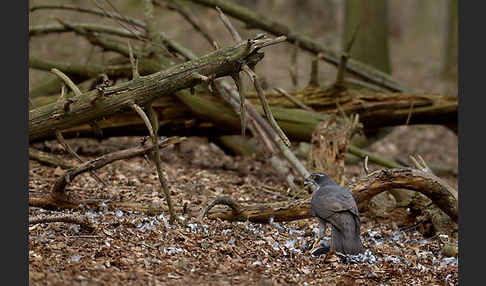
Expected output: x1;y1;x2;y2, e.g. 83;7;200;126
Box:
216;80;310;179
213;80;274;155
405;101;415;125
30;23;144;39
215;6;242;42
127;40;140;79
362;155;370;175
51;68;82;97
55;130;107;187
29;215;96;232
142;0;173;59
345;23;360;55
410;154;432;173
232;73;247;136
347;144;403;169
55;18;134;58
213;80;299;191
131;103;180;225
48;136;183;197
261;186;287;199
30;4;145;29
55;84;67;106
155;0;220;49
92;0;146;40
274;88;314;111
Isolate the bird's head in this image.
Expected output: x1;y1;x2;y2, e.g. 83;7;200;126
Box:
304;172;335;192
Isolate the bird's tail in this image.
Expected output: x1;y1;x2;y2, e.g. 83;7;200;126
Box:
330;213;364;255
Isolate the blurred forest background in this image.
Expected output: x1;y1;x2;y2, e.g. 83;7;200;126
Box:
30;0;458;95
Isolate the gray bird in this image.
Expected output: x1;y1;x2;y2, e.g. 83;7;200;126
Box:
305;172;364;255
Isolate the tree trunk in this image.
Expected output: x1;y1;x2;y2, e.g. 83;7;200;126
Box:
344;0;391;74
442;0;458;80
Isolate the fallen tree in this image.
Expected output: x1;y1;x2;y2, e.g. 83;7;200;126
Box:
30;87;457;142
29;34;284;142
199;168;458;225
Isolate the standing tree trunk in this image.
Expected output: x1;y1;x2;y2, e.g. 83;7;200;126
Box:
343;0;393;148
442;0;458;80
343;0;413;206
344;0;391;74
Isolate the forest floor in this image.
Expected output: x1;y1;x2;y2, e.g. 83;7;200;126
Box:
28;124;458;286
29;1;458;285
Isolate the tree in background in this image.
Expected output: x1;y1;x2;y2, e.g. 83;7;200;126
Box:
442;0;458;80
344;0;391;74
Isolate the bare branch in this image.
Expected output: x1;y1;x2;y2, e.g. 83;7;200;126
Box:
232;73;247;136
155;0;220;49
127;41;140;79
130;103;154;137
51;68;82;97
215;6;242;42
30;4;145;26
363;155;370;175
55;130;107;187
405;101;415;125
216;79;309;179
131;102;180;225
243;65;291;147
348;144;403;169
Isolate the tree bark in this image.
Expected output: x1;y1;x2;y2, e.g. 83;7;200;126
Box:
344;0;391;74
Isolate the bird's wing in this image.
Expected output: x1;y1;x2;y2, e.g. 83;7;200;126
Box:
310;185;360;219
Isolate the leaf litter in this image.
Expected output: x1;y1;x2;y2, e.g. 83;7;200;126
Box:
29;132;458;285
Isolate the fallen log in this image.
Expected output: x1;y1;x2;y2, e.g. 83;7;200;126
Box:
30;166;458;228
30;87;457;142
29;35;277;142
200;168;458;224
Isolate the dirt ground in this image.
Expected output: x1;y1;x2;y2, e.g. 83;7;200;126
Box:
29;1;458;285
